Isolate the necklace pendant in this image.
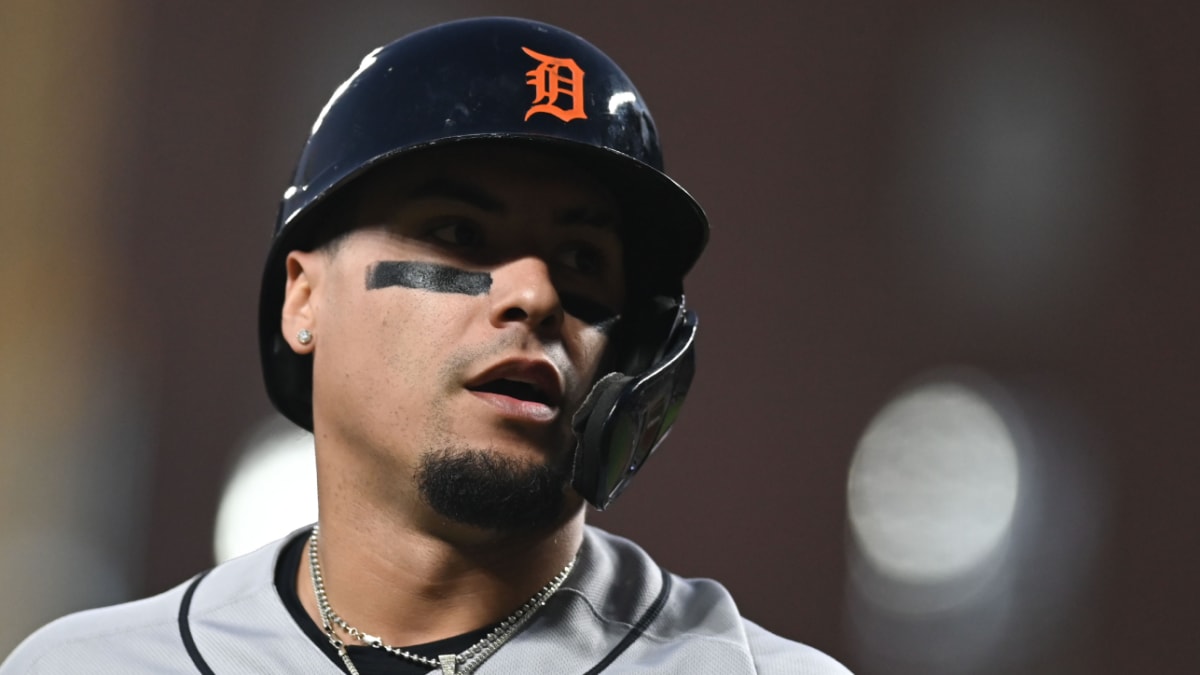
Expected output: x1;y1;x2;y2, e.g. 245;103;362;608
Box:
439;654;457;674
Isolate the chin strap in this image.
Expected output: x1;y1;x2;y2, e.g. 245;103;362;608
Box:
570;299;697;510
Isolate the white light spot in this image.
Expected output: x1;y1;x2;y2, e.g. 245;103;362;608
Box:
283;185;299;200
213;419;317;563
848;377;1020;584
607;92;636;114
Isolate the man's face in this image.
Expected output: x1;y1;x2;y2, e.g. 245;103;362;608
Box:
285;145;624;531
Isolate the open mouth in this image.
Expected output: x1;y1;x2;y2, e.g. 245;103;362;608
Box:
468;379;554;406
464;359;565;420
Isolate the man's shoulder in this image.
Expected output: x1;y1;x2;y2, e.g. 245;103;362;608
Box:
740;619;854;675
1;533;293;674
656;574;853;674
578;527;853;674
0;574;198;673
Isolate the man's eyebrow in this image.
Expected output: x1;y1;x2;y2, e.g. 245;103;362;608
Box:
404;178;505;213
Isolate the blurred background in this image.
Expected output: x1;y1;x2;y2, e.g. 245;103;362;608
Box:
1;0;1197;672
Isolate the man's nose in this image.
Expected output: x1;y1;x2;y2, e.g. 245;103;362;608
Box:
488;256;564;334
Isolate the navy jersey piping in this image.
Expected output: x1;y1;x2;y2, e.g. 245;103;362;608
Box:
179;569;217;675
582;566;673;674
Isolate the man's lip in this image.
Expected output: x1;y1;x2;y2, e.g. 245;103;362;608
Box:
463;358;565;408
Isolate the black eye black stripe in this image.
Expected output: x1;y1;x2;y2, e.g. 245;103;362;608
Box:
366;260;618;330
367;261;491;295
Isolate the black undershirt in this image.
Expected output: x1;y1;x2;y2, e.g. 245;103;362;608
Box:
274;529;499;675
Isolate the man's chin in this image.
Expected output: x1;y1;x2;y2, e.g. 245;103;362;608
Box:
415;447;572;533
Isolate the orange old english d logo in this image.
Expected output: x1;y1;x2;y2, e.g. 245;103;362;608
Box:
522;46;587;122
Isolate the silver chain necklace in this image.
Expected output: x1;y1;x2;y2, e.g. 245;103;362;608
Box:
307;525;576;675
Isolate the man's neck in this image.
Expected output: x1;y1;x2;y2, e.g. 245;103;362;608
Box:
295;501;585;649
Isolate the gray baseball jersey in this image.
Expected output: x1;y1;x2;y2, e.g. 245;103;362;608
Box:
1;526;851;674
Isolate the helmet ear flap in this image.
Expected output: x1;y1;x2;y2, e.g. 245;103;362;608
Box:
571;301;697;510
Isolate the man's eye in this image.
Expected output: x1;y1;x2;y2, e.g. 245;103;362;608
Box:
558;242;606;276
427;220;483;247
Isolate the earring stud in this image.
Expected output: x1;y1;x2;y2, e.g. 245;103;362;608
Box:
297;329;313;345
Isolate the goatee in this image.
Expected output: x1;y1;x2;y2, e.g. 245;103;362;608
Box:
416;447;569;532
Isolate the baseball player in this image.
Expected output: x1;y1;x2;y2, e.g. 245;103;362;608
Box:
2;18;851;674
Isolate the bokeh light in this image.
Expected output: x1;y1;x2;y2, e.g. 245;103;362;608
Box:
846;369;1107;674
848;372;1020;605
213;418;317;563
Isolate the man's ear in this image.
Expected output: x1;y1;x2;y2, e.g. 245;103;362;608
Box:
281;250;323;354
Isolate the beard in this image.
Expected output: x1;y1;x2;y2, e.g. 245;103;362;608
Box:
415;446;570;532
